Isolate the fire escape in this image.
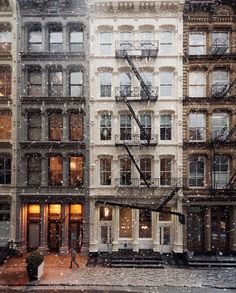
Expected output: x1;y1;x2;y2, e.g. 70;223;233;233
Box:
97;40;184;224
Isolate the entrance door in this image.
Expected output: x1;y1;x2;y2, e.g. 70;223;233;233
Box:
48;222;61;252
159;224;171;253
28;223;40;250
211;207;229;252
69;222;82;252
187;206;204;252
100;222;112;252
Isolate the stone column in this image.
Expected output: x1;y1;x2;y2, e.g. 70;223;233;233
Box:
62;69;67;97
62;156;69;186
230;207;236;251
19;204;27;253
205;207;211;251
132;209;139;252
41;112;47;141
63;25;68;52
60;204;69;255
89;200;98;252
112;207;119;252
41;155;48;187
38;204;47;253
173;196;183;253
42;68;48;97
153;212;160;252
63;111;68;141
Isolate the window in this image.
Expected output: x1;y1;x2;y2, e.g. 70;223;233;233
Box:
120;31;132;49
160;71;173;96
139;209;152;238
0;68;11;97
140;114;151;141
100;72;112;97
189;32;206;55
49;25;63;52
189;156;205;187
213;156;229;189
100;206;112;221
49;156;62;186
120;72;131;96
140;31;152;48
212;31;229;54
100;114;111;140
160;158;172;186
189;71;206;97
69;113;83;141
70;71;83;97
160;31;173;54
69;156;84;187
49;70;62;96
211;112;228;140
100;157;111;185
140;157;151;184
49;112;63;141
189;113;206;141
69;29;83;52
160;114;172;140
212;71;229;96
140;71;153;98
100;32;112;55
0;155;11;184
27;156;41;186
0;25;11;52
119;208;132;238
120;114;131;140
0;111;11;139
28;27;42;52
28;112;41;141
28;70;42;96
120;157;131;186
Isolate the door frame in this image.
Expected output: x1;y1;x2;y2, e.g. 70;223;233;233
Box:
99;221;112;252
159;223;172;253
48;221;61;252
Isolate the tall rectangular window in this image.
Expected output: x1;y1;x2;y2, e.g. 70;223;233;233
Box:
140;114;151;141
160;71;173;96
211;112;228;140
120;114;131;140
189;156;205;187
70;29;83;52
140;31;152;48
100;114;111;140
189;32;206;55
70;71;83;97
0;111;11;139
100;157;111;185
140;157;151;184
189;71;206;97
49;26;63;52
69;113;83;141
49;113;63;141
100;32;112;55
189;113;206;142
139;209;152;238
28;156;41;186
28;112;41;141
0;26;11;52
0;69;11;97
160;158;172;186
100;73;112;97
120;157;131;186
28;28;42;52
49;156;62;186
160;114;172;140
212;71;229;96
140;71;153;98
49;70;62;97
119;208;132;238
120;72;131;96
213;156;229;189
69;156;84;187
160;31;173;54
28;71;42;96
0;155;11;184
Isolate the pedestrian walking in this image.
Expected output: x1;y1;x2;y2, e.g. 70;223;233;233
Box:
69;247;79;269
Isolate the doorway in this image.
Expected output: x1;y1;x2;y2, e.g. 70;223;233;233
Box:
159;224;172;253
48;222;61;252
27;204;40;251
100;222;112;252
211;207;229;252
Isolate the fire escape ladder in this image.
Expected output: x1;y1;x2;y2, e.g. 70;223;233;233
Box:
123;144;150;188
225;124;236;141
226;172;236;189
124;51;152;100
213;79;236;98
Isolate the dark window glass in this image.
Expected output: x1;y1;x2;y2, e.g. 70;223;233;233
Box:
189;156;205;187
28;156;41;186
140;157;151;184
120;114;131;140
49;113;63;141
160;158;172;186
100;206;112;221
100;114;111;140
0;156;11;184
100;158;111;185
139;209;152;238
160;114;171;140
120;157;131;186
140;114;151;141
28;112;41;141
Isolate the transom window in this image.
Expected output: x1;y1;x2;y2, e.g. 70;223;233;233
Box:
189;112;206;142
160;71;173;96
100;157;111;186
211;112;228;140
189;32;206;55
212;156;229;189
28;27;42;52
0;155;11;184
100;114;111;140
0;111;11;139
100;72;112;97
160;31;173;54
160;114;172;140
120;114;131;140
100;32;112;55
70;71;83;97
189;156;205;187
0;68;11;97
120;157;131;186
189;71;206;97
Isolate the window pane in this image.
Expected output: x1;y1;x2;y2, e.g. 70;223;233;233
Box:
100;158;111;185
189;156;205;187
139;209;152;238
189;71;206;97
0;70;11;96
28;156;41;186
70;72;83;97
100;114;111;140
160;158;172;186
49;28;63;52
29;30;42;52
100;32;112;55
49;113;63;141
69;156;84;187
120;114;131;140
119;208;132;238
28;71;42;96
70;31;83;52
49;71;62;96
28;112;41;141
49;157;62;186
160;31;172;54
189;113;205;141
160;114;171;140
0;111;11;139
211;112;228;139
100;73;112;97
212;156;229;189
120;157;131;186
189;32;206;55
69;113;83;141
0;156;11;184
160;72;173;96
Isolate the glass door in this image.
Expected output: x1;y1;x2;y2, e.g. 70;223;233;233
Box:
159;224;171;253
187;206;204;252
100;222;112;252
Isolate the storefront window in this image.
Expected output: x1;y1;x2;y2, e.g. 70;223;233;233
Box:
100;206;112;221
119;208;132;238
139;209;152;238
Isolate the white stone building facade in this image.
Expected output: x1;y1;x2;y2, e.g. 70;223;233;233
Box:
89;0;184;255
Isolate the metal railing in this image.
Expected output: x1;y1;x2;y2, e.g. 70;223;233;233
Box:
116;40;159;58
115;177;183;188
115;86;158;101
211;39;229;55
115;133;158;145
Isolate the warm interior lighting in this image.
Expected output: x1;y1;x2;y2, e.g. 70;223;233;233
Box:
104;207;110;217
49;204;61;215
28;204;40;214
70;204;82;214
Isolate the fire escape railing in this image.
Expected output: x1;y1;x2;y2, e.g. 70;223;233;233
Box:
211;38;229;56
211;79;236;99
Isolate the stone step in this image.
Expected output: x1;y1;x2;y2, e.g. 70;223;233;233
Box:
110;263;164;268
188;262;236;267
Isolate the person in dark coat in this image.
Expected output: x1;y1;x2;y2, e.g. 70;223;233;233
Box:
69;247;79;269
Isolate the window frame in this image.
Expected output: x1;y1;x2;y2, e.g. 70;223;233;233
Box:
49;156;63;186
27;156;41;186
0;68;11;97
189;32;206;55
160;71;173;97
160;157;172;186
189;112;206;142
28;27;42;52
100;31;112;56
69;156;84;187
0;111;11;140
100;114;112;141
48;112;63;141
28;111;42;141
120;157;131;186
159;31;173;54
48;69;63;97
100;72;112;97
120;114;131;141
100;157;112;186
189;71;206;98
189;156;205;188
69;70;83;97
0;155;11;184
160;114;172;140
